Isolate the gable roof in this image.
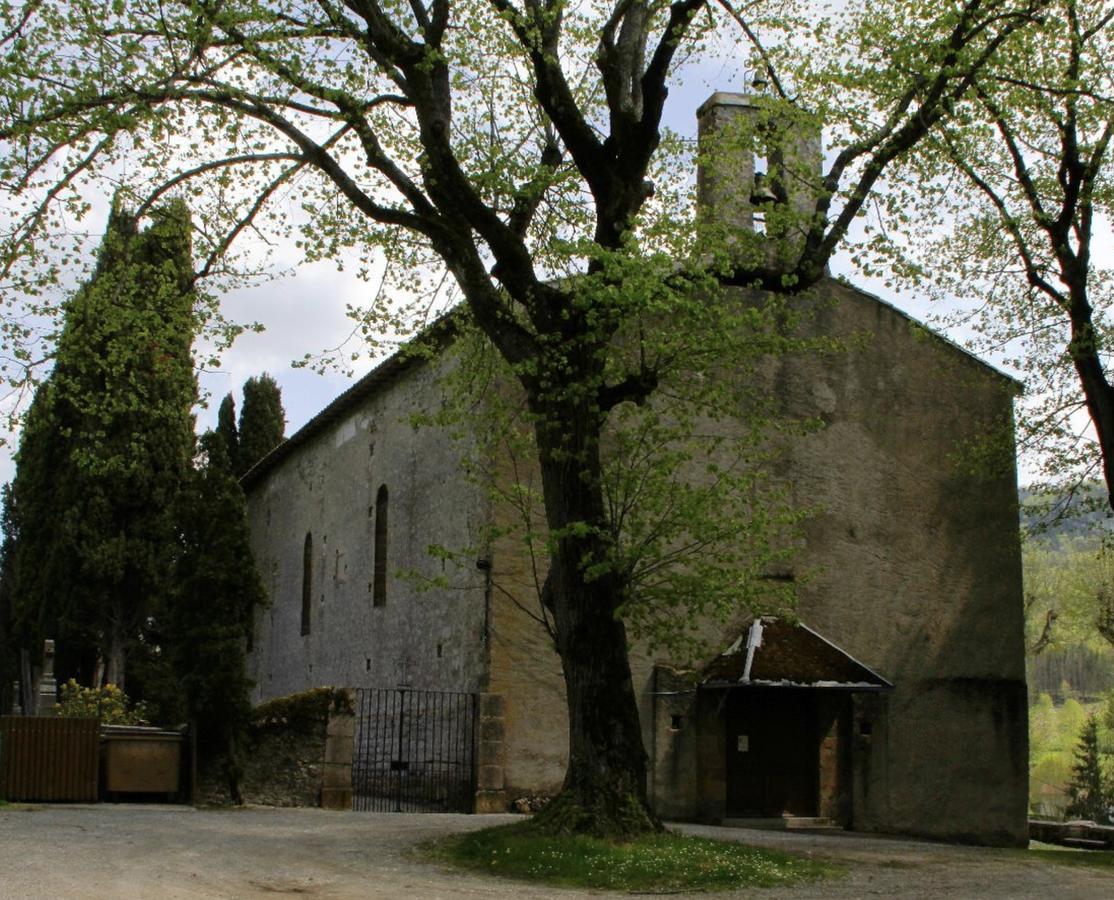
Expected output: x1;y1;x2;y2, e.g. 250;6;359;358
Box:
702;617;893;690
834;278;1022;391
239;314;458;491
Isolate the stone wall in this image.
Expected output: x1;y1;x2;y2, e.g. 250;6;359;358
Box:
239;266;1028;842
649;666;701;822
474;693;508;813
243;351;490;705
200;688;355;808
484;279;1028;845
776;281;1027;845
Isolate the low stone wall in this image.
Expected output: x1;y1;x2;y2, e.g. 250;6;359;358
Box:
320;699;355;810
199;687;355;808
1030;819;1114;850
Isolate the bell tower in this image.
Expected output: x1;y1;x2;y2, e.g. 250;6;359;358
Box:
696;90;823;272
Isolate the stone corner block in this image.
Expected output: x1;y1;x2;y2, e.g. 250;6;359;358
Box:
327;716;356;739
324;735;355;766
321;760;353;790
478;693;505;719
320;787;353;811
474;790;508;814
477;764;505;791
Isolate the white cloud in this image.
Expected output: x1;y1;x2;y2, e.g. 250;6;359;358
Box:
196;259;381;437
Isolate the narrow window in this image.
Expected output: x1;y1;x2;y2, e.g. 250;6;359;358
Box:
373;484;388;607
301;532;313;635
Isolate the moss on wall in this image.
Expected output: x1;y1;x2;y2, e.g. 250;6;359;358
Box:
252;687;354;734
199;687;354;807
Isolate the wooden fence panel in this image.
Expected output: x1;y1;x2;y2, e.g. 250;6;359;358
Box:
0;716;100;802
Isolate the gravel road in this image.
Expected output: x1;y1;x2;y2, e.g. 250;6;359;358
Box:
0;804;1110;899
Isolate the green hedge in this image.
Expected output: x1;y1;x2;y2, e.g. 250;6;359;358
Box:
251;687;353;735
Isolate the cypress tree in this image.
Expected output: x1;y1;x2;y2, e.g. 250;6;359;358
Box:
6;200;197;691
8;376;98;690
237;373;285;476
216;393;240;475
0;485;20;713
169;430;266;801
1065;715;1112;823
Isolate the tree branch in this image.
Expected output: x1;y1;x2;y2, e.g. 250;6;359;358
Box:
804;0;1050;279
936;128;1069;307
599;366;659;412
133;151;303;220
712;0;791;100
507;137;563;237
487;0;609;195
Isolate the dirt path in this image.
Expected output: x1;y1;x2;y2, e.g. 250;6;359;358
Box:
0;805;1109;899
675;823;1112;899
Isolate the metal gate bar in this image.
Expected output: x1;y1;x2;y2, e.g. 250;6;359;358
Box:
352;687;477;813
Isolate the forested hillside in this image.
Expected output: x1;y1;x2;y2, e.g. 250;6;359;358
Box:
1022;488;1114;818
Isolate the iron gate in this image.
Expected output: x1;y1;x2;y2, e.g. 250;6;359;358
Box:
352;687;477;813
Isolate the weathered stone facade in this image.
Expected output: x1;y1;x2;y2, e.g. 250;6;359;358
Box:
478;278;1027;846
243;354;490;703
241;93;1028;845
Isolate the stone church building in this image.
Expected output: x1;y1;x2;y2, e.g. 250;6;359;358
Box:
241;93;1028;846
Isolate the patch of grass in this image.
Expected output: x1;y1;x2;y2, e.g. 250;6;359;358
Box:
1023;843;1114;870
427;823;839;892
0;800;43;811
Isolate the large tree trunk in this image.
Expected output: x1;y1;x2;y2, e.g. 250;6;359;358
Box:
1064;283;1114;512
104;618;126;690
537;557;658;837
526;390;659;838
1071;349;1114;513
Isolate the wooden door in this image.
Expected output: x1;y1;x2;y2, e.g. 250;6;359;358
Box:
725;690;818;817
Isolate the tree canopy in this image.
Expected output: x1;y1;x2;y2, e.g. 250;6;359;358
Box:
168;430;267;800
216;392;241;475
0;0;1052;835
1065;714;1112;823
2;201;198;690
872;0;1114;508
0;485;19;713
237;373;286;475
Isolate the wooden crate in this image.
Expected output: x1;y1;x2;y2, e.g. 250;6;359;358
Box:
101;726;184;795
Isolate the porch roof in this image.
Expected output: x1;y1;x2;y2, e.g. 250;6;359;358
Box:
701;617;893;691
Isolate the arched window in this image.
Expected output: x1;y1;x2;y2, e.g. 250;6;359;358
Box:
301;532;313;635
373;485;388;607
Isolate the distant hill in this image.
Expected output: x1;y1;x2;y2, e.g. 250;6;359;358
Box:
1021;483;1114;546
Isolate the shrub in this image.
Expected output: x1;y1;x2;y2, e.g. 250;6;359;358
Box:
54;679;149;725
